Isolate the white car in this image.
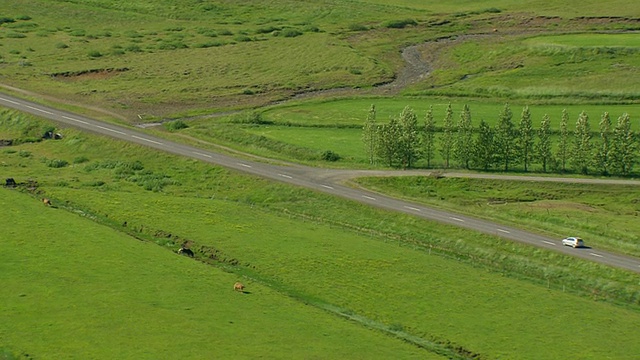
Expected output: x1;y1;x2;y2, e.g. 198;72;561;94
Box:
562;237;584;248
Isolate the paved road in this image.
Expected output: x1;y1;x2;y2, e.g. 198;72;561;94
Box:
2;92;640;274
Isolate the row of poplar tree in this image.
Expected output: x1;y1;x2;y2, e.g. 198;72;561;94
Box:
362;103;638;176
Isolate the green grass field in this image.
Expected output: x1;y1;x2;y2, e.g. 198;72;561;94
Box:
353;176;640;257
171;99;640;171
0;189;433;359
2;0;640;358
1;1;640;120
2;112;640;359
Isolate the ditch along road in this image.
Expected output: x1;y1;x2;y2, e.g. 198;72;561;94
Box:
2;91;640;274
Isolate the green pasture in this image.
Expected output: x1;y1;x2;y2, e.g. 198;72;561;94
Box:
524;33;640;48
405;33;640;100
175;99;640;171
0;0;406;116
258;97;640;128
0;189;432;359
355;0;640;16
2;0;640;356
3;111;640;359
354;176;640;257
32;189;640;360
1;1;640;120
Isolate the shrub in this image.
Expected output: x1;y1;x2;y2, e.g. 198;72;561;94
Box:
304;25;320;32
348;24;368;31
125;44;142;52
164;120;189;131
383;19;417;29
55;42;68;49
280;29;302;38
18;150;31;158
69;29;86;37
231;111;272;125
157;41;188;50
256;26;280;34
6;32;26;39
193;41;223;48
46;159;69;168
483;7;502;13
0;17;15;25
88;50;102;58
234;35;251;42
321;150;341;162
196;28;218;37
86;180;105;187
16;15;32;21
73;156;89;164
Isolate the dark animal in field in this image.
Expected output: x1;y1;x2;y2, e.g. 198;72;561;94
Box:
178;247;194;257
5;178;16;187
42;198;51;206
234;282;245;292
42;131;63;140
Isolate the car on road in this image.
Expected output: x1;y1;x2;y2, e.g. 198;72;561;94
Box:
562;237;584;248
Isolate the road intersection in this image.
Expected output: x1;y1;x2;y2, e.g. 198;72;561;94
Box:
2;92;640;273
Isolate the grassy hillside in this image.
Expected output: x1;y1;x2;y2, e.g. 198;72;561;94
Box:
2;110;640;359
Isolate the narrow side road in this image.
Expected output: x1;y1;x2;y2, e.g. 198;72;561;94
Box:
2;92;640;273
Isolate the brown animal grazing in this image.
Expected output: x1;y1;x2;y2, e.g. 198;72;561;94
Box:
233;282;245;292
42;198;51;206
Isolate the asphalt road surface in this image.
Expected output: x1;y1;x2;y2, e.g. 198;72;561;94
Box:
2;92;640;274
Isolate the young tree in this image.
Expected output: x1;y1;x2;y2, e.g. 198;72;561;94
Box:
536;114;553;173
454;104;473;169
517;105;535;172
595;112;612;175
556;109;570;173
610;113;637;176
398;106;421;169
494;103;516;171
362;104;378;165
473;119;494;171
423;105;436;168
571;110;592;174
376;116;402;167
439;103;454;168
